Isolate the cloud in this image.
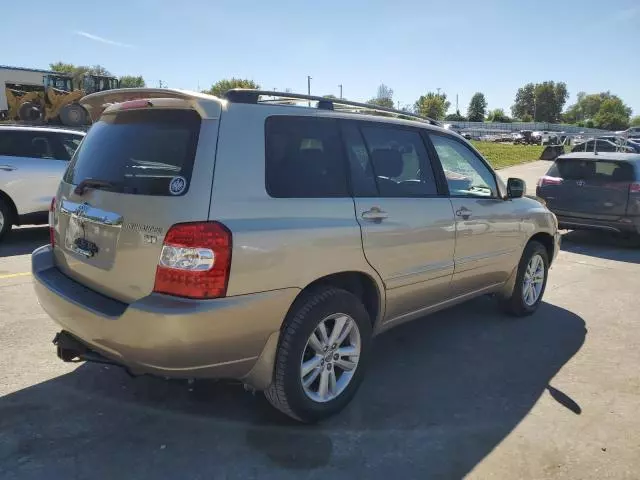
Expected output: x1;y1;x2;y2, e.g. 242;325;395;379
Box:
73;30;134;48
610;6;640;23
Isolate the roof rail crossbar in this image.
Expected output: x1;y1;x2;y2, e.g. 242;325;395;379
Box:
223;89;441;126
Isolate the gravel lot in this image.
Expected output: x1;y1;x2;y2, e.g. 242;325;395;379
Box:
1;161;639;479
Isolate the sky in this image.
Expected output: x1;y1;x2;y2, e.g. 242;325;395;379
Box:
4;0;640;116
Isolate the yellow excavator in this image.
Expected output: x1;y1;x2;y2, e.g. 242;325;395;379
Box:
6;72;119;126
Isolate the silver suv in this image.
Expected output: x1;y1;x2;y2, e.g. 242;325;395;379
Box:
0;125;85;241
32;89;560;422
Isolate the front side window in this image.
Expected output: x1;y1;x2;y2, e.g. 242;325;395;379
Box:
429;134;498;197
265;116;348;198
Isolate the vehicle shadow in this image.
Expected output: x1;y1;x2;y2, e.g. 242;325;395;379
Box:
0;298;586;479
0;226;48;258
561;229;640;264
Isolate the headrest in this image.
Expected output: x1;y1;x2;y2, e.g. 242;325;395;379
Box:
371;149;403;178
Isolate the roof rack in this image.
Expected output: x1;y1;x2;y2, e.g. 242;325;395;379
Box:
223;89;442;126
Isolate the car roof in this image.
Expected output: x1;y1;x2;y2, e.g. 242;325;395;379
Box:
0;125;85;136
558;152;640;162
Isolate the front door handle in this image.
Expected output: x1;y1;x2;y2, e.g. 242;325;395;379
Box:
362;206;388;222
0;164;16;171
455;207;472;220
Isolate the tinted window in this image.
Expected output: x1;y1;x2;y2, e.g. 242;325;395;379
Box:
0;131;22;157
429;134;498;197
341;123;378;197
265;116;348;198
64;109;201;196
57;134;83;159
549;159;636;182
359;125;438;196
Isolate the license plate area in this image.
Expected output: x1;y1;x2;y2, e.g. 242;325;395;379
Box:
60;200;123;269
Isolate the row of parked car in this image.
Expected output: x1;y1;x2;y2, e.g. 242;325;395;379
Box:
2;89;638;423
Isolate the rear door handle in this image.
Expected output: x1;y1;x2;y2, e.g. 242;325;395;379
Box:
455;207;472;220
362;206;388;222
0;164;16;171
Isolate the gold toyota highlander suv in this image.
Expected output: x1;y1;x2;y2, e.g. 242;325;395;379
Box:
32;88;560;422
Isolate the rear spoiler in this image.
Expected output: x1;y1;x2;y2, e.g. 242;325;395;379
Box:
80;88;223;122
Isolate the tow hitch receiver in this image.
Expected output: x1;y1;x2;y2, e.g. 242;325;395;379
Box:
53;331;89;362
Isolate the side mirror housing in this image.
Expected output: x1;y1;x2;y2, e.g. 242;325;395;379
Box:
507;177;526;198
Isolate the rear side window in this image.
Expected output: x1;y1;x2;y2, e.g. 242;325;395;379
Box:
0;130;76;160
265;116;348;198
549;159;636;182
357;124;438;197
64;109;201;196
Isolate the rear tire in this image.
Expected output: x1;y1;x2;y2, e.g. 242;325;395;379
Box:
0;198;13;242
59;104;88;127
264;287;372;423
18;102;43;122
500;241;549;316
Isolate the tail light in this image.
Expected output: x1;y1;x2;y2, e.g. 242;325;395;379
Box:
153;222;232;299
537;176;563;187
630;183;640;193
48;197;56;246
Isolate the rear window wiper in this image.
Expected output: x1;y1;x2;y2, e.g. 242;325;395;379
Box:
74;178;118;196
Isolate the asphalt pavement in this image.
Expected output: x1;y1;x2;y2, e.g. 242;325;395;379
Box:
1;161;639;479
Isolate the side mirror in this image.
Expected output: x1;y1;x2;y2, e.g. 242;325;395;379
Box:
507;177;526;198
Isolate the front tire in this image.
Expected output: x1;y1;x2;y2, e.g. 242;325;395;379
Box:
59;104;88;127
0;198;13;242
264;288;372;423
501;241;549;316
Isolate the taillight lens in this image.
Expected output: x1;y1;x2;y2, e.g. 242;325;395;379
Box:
48;197;56;246
153;222;232;299
630;182;640;193
537;176;563;187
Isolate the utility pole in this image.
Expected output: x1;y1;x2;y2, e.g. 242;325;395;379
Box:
307;76;312;106
338;84;343;99
436;87;441;96
158;80;165;88
456;94;459;112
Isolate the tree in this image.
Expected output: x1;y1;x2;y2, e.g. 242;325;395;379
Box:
487;108;511;123
631;116;640;127
119;75;146;88
203;78;260;97
414;92;450;120
445;110;466;121
367;83;394;109
467;92;487;122
49;62;78;74
564;92;631;126
593;97;632;130
511;81;567;122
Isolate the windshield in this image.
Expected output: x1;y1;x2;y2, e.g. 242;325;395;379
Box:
63;109;201;196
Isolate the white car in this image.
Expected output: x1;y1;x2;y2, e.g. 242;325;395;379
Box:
0;125;85;241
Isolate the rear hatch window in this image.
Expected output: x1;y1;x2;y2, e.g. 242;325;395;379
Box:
549;158;635;182
64;109;200;195
540;158;636;216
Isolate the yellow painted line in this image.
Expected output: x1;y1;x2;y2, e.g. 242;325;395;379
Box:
0;272;31;280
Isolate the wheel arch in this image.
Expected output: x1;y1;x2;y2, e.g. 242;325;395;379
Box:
286;271;385;329
527;231;555;264
0;189;19;226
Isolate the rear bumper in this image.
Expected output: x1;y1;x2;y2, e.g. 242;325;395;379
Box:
32;245;298;389
555;214;640;234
